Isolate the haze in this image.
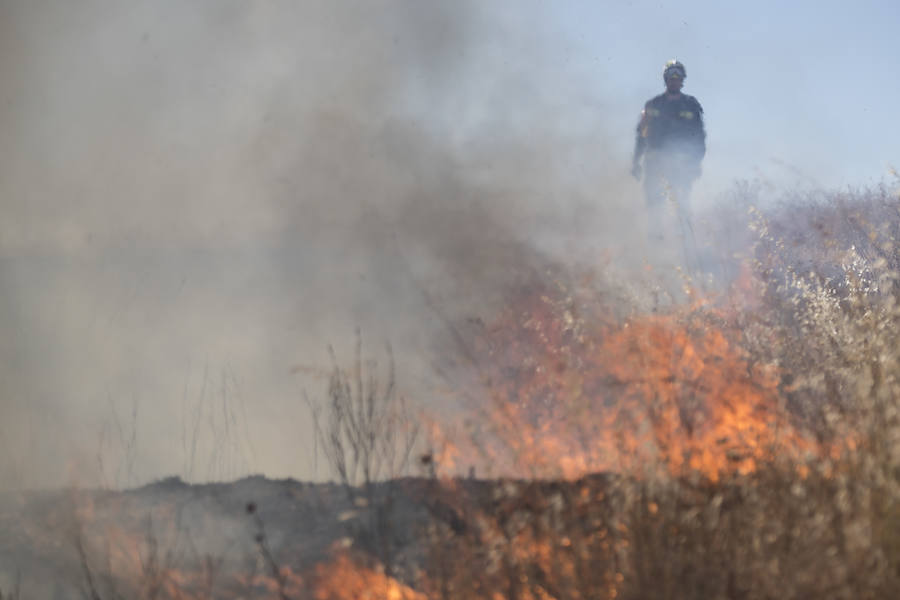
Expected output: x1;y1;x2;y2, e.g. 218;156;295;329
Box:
0;0;897;489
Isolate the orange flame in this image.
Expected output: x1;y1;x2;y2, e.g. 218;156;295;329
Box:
459;280;815;481
65;495;422;600
313;552;425;600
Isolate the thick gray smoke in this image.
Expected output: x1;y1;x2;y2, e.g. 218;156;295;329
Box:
0;1;645;489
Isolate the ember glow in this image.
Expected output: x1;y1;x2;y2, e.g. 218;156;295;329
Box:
312;552;425;600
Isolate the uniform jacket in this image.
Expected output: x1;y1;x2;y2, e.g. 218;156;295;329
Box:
634;93;706;165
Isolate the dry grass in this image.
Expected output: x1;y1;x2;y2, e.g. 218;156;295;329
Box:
416;183;900;599
16;182;900;599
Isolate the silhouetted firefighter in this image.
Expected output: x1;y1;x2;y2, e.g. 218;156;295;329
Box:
632;60;706;269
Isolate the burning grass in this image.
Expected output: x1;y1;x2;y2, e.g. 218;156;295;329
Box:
459;284;812;482
419;183;900;598
7;184;900;598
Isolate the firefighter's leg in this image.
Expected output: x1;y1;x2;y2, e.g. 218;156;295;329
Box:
673;183;700;274
643;170;666;245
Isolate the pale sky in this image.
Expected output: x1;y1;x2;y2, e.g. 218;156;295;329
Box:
1;1;897;489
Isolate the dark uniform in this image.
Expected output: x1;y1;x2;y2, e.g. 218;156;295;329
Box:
632;60;706;263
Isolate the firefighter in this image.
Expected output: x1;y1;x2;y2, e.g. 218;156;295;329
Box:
632;60;706;266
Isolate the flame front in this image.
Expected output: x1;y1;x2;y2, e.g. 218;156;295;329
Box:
462;280;814;481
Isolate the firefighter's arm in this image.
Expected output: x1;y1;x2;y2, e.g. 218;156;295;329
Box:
632;107;650;179
693;99;706;161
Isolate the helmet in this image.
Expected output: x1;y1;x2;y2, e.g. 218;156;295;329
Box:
663;60;686;82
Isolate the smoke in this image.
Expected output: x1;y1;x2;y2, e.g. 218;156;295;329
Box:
0;1;644;489
5;1;889;489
